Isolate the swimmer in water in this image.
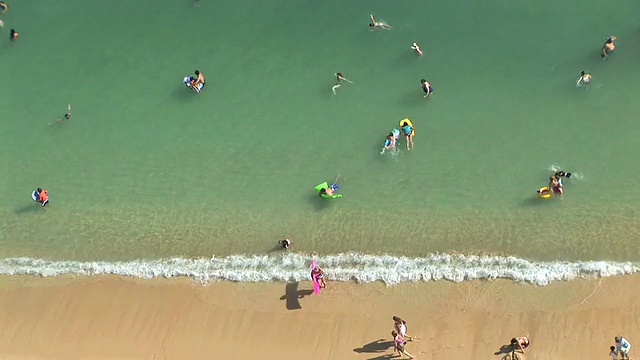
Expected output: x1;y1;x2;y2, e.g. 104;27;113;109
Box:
9;28;18;41
401;122;414;151
278;238;291;250
420;78;433;98
331;72;353;95
34;187;49;209
55;104;72;123
368;15;391;30
311;265;326;288
601;36;617;59
382;132;397;153
410;42;423;56
576;71;592;87
554;170;572;179
0;1;8;14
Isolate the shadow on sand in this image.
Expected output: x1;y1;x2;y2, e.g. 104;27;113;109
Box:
494;342;517;356
279;282;313;310
353;338;394;358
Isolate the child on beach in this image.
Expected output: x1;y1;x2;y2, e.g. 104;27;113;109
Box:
610;345;619;360
392;330;414;359
393;316;414;341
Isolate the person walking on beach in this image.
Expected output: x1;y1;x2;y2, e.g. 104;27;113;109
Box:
410;43;423;56
392;330;414;359
420;79;433;98
393;316;415;341
615;336;631;360
576;71;592;87
601;36;617;60
511;336;529;354
369;15;391;30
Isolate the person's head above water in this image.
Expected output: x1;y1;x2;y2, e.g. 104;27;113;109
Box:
36;187;42;193
581;71;586;76
195;70;200;76
421;79;427;84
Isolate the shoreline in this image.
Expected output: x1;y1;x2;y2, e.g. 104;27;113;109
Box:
0;275;638;359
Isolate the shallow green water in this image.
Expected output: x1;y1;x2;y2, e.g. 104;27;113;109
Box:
1;0;640;261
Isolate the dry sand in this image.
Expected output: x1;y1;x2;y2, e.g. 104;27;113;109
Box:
0;275;638;359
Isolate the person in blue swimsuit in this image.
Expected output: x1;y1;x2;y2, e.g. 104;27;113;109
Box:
401;123;414;150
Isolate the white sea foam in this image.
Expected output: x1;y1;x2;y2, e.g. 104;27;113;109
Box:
0;253;637;286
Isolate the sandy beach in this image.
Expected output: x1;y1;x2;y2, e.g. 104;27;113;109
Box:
0;275;638;359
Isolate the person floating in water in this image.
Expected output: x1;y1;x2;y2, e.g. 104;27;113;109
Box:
315;179;342;199
32;187;49;209
420;79;433;98
278;238;291;250
601;36;617;60
331;72;353;95
576;71;592;87
369;15;391;30
0;1;8;14
410;42;423;56
9;28;18;41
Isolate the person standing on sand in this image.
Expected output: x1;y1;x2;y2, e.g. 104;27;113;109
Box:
610;345;619;360
615;336;631;360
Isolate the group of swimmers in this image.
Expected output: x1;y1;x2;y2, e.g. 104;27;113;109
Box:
382;119;415;154
537;170;572;199
332;16;434;99
0;1;18;41
576;36;618;88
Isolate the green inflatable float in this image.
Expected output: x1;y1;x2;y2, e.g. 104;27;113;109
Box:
315;182;342;199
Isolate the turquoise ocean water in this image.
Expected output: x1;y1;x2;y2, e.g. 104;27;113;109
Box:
1;0;640;284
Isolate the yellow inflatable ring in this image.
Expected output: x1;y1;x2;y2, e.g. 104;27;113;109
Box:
537;186;552;199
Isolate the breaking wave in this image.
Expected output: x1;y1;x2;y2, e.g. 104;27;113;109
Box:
0;253;637;286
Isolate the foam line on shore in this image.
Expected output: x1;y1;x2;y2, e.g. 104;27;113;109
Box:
0;253;637;286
